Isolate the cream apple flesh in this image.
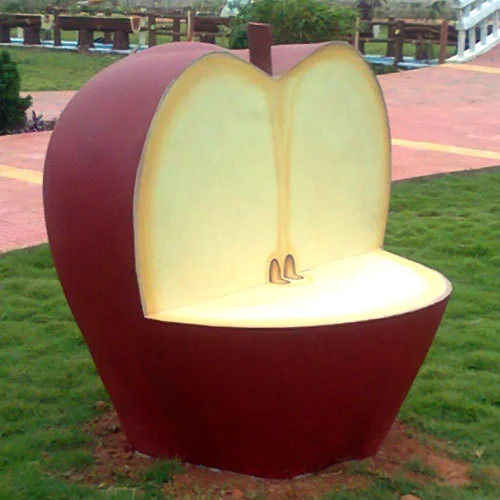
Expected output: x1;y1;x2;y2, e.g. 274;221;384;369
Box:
134;46;449;326
44;39;451;478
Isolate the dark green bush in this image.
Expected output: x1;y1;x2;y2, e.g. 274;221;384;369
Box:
229;0;358;49
0;50;32;134
0;1;25;13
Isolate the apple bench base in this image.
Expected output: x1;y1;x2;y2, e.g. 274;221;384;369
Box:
116;296;449;478
43;41;452;479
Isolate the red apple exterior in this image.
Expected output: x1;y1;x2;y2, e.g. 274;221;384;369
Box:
43;42;450;478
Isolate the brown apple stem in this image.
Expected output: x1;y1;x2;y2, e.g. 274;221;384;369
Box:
248;22;273;75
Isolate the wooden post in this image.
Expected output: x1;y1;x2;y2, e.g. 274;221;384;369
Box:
103;10;113;44
386;16;395;57
248;22;273;75
186;10;194;42
357;0;372;55
354;16;360;51
394;20;404;63
439;19;448;64
78;28;94;48
0;25;10;43
148;14;156;46
53;9;61;46
415;35;424;60
103;31;112;45
23;23;41;45
113;30;129;50
359;17;368;55
173;16;181;41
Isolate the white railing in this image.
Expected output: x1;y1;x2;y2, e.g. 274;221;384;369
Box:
448;0;500;62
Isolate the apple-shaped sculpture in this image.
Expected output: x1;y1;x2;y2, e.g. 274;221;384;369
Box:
44;39;451;478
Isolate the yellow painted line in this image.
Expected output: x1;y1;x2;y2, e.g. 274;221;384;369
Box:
439;63;500;75
392;139;500;160
0;164;43;185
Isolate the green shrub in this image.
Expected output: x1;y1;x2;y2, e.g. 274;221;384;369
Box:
0;1;24;13
229;22;250;49
0;50;32;134
229;0;358;49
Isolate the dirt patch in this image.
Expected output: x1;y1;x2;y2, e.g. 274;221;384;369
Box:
73;403;470;497
370;420;470;487
163;464;370;499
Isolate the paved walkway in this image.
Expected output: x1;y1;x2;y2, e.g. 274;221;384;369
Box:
1;47;499;253
23;90;75;122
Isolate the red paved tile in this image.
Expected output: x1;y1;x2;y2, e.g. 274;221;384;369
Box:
22;90;76;122
0;131;51;171
468;44;500;67
0;178;46;253
379;67;500;152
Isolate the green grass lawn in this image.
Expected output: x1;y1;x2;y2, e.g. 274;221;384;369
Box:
3;33;229;92
3;46;122;91
387;171;500;464
365;40;456;59
1;169;499;498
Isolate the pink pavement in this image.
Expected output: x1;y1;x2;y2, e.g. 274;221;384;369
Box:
383;65;499;152
0;131;51;171
23;90;76;122
0;132;50;252
0;177;46;251
1;46;499;253
471;46;500;67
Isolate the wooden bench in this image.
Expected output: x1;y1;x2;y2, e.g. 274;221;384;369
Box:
0;14;42;45
357;18;457;64
57;15;145;50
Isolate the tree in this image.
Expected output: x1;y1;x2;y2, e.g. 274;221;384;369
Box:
229;0;357;48
0;50;32;134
